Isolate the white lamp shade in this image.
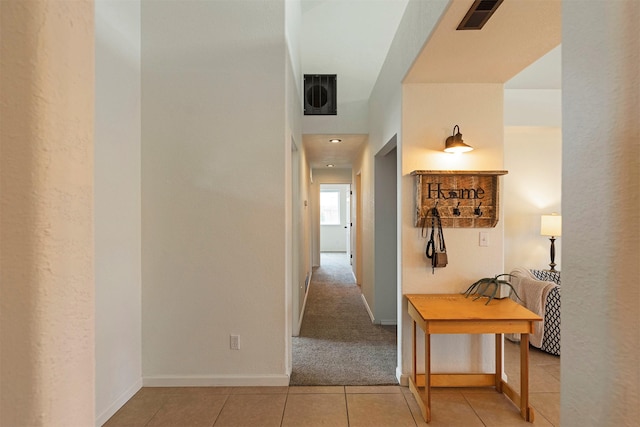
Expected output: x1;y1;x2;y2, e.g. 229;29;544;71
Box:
541;214;562;237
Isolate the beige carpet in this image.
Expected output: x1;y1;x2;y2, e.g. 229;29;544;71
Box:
290;253;398;386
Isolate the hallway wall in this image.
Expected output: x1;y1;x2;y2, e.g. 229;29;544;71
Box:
95;0;142;424
363;0;450;379
374;144;397;325
141;0;292;385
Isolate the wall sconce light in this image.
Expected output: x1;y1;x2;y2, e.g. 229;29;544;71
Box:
444;125;474;153
541;213;562;271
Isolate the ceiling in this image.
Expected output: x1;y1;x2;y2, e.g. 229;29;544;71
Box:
301;0;561;170
300;0;409;106
300;0;408;169
302;134;368;169
404;0;561;84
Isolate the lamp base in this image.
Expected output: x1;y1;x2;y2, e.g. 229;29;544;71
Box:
548;236;557;272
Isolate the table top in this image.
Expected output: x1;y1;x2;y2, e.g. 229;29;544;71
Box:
406;294;542;322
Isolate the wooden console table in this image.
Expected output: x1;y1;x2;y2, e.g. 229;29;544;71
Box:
406;294;542;423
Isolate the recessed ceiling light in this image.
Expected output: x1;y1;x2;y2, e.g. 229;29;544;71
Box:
329;138;342;144
327;164;335;168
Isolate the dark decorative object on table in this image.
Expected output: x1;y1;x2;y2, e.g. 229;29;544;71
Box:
463;273;522;305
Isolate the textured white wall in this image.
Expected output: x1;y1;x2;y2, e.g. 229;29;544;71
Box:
141;0;290;385
562;1;640;425
504;127;562;273
95;0;142;424
0;1;95;425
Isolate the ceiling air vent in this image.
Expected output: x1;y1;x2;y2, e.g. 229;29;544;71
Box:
457;0;504;30
304;74;337;116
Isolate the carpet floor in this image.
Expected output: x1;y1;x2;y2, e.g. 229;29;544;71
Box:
290;253;398;386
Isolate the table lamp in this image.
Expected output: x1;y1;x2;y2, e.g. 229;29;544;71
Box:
541;213;562;271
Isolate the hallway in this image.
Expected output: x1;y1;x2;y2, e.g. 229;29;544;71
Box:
290;253;397;385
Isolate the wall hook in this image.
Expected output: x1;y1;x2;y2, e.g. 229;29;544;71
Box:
453;202;461;216
474;202;483;217
431;201;439;216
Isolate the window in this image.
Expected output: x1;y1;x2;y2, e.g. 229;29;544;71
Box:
320;191;341;225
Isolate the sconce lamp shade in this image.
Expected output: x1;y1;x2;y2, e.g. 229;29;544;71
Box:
541;214;562;237
444;125;474;153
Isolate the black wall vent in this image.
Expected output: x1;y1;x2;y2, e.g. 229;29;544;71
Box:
304;74;337;115
457;0;504;30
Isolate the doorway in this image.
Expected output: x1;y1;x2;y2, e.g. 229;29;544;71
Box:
319;184;351;256
373;137;397;325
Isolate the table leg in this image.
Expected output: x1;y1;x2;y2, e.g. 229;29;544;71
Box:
425;332;431;422
495;333;503;392
520;333;533;422
412;320;417;383
409;319;430;423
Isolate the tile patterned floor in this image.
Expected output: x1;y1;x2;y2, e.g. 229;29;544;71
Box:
104;341;559;427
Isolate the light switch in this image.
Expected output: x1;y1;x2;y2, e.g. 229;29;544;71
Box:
479;232;489;247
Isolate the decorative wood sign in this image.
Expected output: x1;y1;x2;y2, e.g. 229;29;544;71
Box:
411;170;508;228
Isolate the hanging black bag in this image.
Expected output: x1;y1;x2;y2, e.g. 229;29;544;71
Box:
424;206;447;273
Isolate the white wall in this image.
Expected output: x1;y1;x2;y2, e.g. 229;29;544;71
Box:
285;0;306;341
95;0;142;424
504;45;561;127
364;0;450;381
504;90;561;127
562;1;639;425
504;127;561;273
503;44;562;275
401;83;506;375
300;1;408;135
292;142;312;337
374;143;397;325
141;0;290;385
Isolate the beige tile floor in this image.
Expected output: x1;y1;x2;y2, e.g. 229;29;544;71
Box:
104;341;559;427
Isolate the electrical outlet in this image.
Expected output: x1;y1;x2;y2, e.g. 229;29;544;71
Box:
479;232;489;247
230;334;240;350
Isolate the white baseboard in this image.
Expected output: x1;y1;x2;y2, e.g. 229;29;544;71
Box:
396;367;409;386
95;378;142;427
294;271;312;336
360;295;397;325
294;293;307;336
361;294;375;323
143;374;290;387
